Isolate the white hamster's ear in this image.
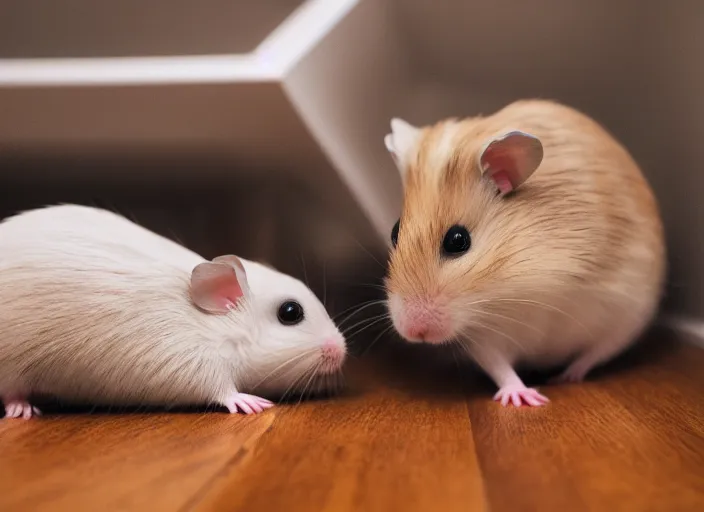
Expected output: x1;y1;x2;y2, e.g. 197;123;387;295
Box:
211;255;251;298
213;254;246;273
385;117;421;182
190;257;250;315
212;254;253;299
479;130;544;196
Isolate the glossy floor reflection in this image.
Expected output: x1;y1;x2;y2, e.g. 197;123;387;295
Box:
1;327;702;512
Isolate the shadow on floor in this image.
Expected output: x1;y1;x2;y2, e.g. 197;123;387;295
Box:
3;326;680;418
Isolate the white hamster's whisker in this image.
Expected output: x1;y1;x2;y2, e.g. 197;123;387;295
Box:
343;314;390;339
332;298;382;323
297;361;322;406
322;259;328;308
341;311;388;335
298;252;310;288
360;322;394;357
279;362;315;403
336;300;388;327
250;349;318;391
271;361;318;397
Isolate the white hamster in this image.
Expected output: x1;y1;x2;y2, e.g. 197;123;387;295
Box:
0;204;347;419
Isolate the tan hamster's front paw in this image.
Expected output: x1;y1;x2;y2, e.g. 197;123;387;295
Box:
493;385;550;407
223;392;274;415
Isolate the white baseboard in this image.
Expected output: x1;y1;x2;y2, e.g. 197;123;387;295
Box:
659;314;704;348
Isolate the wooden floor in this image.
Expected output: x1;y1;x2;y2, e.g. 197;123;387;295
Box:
1;327;703;512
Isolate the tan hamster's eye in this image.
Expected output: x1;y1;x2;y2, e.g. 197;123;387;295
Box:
278;300;304;326
391;219;400;248
442;225;471;256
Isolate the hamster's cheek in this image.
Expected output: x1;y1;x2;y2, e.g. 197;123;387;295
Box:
385;293;407;336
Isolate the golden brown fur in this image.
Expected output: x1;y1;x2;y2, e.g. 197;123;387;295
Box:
385;99;665;395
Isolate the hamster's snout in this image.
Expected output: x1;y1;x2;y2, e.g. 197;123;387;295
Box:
318;336;347;374
388;293;451;344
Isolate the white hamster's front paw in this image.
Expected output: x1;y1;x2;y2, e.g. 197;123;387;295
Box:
493;385;549;407
3;398;41;419
223;393;274;415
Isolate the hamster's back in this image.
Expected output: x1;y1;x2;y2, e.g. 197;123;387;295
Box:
470;100;666;302
0;205;235;405
0;204;203;270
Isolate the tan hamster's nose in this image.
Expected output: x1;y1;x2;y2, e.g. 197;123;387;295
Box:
406;324;430;341
405;319;445;343
393;296;450;344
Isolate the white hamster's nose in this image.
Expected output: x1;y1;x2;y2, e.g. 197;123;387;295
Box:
319;336;346;372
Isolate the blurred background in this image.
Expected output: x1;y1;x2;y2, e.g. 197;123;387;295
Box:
0;0;702;327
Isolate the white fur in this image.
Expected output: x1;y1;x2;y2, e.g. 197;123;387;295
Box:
0;204;346;409
386;117;422;181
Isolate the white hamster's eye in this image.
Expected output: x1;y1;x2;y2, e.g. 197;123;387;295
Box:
442;225;471;256
277;300;305;326
391;219;400;248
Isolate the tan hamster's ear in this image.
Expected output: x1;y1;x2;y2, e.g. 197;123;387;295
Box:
479;130;544;196
384;117;421;182
190;257;250;315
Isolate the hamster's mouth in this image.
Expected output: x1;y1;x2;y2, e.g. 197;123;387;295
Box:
398;330;451;345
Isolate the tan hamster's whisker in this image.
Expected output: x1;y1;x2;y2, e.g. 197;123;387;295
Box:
485;283;590;312
349;235;386;270
456;330;480;350
449;345;464;375
463;319;524;350
465;308;545;337
353;282;388;292
463;297;593;338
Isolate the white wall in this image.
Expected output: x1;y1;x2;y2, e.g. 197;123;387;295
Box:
387;0;704;318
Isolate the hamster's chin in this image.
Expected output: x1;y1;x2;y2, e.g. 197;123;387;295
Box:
398;330;452;345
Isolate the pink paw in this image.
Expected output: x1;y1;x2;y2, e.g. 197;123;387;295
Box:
493;385;549;407
224;393;274;415
3;400;41;419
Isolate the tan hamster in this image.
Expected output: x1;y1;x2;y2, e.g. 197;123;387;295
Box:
383;99;665;407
